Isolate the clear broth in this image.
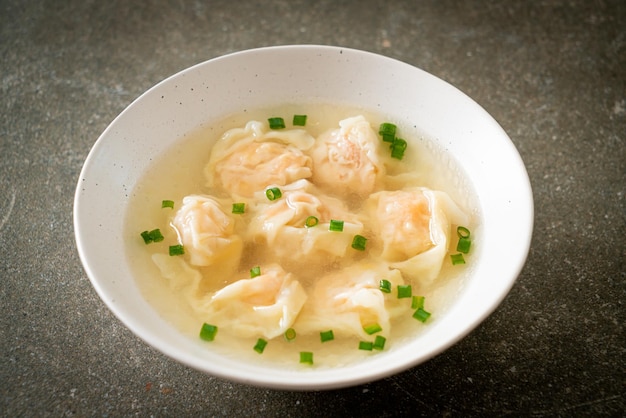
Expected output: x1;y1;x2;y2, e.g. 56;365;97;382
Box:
124;103;480;367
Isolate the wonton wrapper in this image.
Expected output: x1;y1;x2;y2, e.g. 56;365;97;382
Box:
171;195;243;271
203;264;307;339
310;115;385;198
151;253;231;317
294;262;409;339
367;187;469;285
247;179;363;260
205;120;315;197
151;253;205;303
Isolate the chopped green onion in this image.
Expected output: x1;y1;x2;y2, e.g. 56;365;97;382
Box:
379;279;392;293
351;234;367;251
305;216;319;228
320;330;334;343
329;219;344;232
457;237;471;254
379;122;397;143
413;307;431;323
169;244;185;256
390;137;407;160
411;295;425;310
161;200;174;209
253;338;268;354
293;114;307;126
250;266;261;278
456;226;471;253
359;341;374;351
140;231;151;244
363;323;382;335
397;284;412;299
265;187;282;201
299;351;314;365
199;323;218;341
379;122;407;158
457;226;470;239
284;328;297;342
150;229;164;243
268;117;285;129
140;228;164;244
373;335;386;350
450;253;466;265
232;202;245;214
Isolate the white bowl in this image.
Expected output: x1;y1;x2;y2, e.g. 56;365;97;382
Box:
74;45;533;390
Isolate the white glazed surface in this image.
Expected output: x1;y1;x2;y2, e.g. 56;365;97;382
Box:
74;45;533;390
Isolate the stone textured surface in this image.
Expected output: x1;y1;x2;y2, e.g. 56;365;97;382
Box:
1;0;624;416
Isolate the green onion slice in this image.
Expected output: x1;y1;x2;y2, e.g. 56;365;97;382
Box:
284;328;297;342
151;230;165;242
413;308;431;323
320;330;334;343
293;114;307;126
397;284;412;299
268;117;285;129
379;279;392;293
140;231;151;244
456;226;471;253
351;234;367;251
265;187;282;201
169;244;185;256
140;228;164;244
305;216;319;228
373;335;386;350
300;351;314;365
161;200;174;209
379;122;397;143
390;137;407;160
457;226;470;239
232;202;245;214
199;323;218;341
250;266;261;278
329;219;344;232
457;237;471;254
450;253;466;265
363;323;382;335
359;341;374;351
411;295;425;310
253;338;268;354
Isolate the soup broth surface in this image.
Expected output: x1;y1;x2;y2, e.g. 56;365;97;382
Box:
125;103;480;367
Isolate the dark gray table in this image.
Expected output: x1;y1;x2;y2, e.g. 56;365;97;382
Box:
2;0;624;415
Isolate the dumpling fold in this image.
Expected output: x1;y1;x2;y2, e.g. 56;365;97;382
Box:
171;195;243;273
310;115;385;198
367;187;469;284
204;264;307;339
247;179;364;261
294;262;409;339
205;120;315;197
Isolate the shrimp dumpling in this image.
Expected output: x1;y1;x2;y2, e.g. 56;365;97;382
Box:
294;262;409;339
204;264;307;339
205;120;315;197
247;179;363;261
171;195;243;272
310;115;385;198
367;188;469;284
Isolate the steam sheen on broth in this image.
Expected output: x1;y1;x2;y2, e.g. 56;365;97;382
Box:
125;104;480;368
